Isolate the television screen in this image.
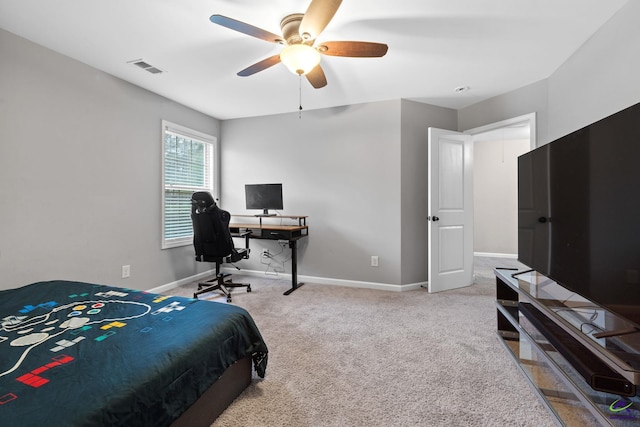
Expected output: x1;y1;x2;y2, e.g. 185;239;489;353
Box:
245;183;283;215
518;102;640;328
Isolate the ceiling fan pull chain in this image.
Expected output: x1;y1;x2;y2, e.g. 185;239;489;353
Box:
299;75;303;119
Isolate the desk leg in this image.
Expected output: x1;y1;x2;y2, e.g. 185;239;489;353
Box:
283;239;304;295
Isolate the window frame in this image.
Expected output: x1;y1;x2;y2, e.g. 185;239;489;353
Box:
161;120;220;249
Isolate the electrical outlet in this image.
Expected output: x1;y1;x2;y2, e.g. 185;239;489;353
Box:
122;265;131;278
371;256;379;267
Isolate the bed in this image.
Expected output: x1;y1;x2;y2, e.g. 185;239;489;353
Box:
0;280;268;427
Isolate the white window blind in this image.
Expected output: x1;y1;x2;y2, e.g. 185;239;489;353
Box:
161;121;218;249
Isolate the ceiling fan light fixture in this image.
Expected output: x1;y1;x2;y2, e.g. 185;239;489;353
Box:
280;44;321;75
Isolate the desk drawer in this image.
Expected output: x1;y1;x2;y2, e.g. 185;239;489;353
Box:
229;225;307;240
264;229;303;240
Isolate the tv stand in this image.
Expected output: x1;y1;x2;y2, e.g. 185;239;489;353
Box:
495;268;640;425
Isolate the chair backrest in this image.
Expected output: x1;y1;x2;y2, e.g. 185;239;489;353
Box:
191;192;234;261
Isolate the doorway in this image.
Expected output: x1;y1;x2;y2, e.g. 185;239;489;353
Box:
465;113;536;258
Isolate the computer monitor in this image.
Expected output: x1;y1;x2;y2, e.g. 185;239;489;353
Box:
245;183;283;216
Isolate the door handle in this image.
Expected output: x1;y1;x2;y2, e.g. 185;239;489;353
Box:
428;216;440;222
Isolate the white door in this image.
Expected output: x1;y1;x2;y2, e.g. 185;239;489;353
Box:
428;128;474;292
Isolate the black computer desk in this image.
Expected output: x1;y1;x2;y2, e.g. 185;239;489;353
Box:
229;215;308;295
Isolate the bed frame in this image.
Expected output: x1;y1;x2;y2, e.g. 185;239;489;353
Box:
170;356;252;427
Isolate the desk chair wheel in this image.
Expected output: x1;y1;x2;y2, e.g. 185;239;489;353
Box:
247;286;252;293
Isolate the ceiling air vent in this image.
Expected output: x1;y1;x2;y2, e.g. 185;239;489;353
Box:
127;59;164;75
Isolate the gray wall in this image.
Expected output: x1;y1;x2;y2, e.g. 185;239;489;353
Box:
546;0;640;142
459;1;640;146
0;29;220;291
400;100;457;283
221;102;402;285
459;79;549;146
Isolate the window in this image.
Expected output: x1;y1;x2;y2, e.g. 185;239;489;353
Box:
162;120;219;249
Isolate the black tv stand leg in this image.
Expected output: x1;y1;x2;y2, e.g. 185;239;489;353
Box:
284;239;304;295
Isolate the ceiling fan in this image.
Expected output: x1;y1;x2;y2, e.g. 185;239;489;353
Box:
210;0;388;88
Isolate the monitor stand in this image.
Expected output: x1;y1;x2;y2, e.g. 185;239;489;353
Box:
255;209;276;217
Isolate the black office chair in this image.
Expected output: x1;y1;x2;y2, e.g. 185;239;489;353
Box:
191;191;251;302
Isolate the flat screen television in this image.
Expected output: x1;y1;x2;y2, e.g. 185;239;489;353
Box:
245;183;283;216
518;101;640;329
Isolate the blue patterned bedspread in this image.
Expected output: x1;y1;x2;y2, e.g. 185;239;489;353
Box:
0;280;267;426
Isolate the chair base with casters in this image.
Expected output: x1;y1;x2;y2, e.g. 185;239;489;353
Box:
194;255;251;303
194;243;251;302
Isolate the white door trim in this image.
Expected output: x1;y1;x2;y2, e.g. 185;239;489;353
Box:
464;112;536;151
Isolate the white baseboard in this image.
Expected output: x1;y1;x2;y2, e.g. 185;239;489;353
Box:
474;252;517;259
297;273;425;292
148;269;216;294
222;268;425;292
151;268;426;294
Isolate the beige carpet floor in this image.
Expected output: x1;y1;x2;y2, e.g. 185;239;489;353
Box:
166;257;556;426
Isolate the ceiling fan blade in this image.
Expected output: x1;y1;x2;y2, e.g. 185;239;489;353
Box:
237;54;282;77
318;41;389;57
299;0;342;40
306;64;327;89
210;14;283;44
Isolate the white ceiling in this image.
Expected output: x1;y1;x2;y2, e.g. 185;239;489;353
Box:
0;0;629;120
